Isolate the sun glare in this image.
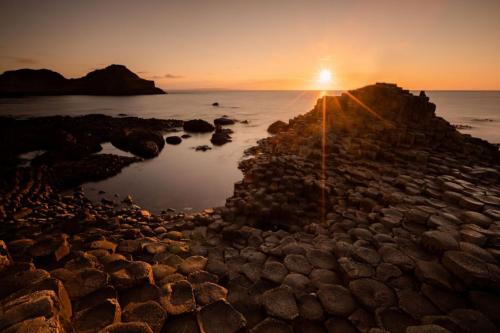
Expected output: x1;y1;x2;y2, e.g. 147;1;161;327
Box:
318;69;332;85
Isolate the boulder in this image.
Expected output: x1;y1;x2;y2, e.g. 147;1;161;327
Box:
267;120;289;134
214;118;235;126
111;129;164;158
165;136;182;145
183;119;215;133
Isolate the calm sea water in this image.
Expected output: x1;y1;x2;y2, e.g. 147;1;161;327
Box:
1;91;499;212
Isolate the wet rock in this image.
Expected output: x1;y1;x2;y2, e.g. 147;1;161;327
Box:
195;145;212;151
318;284;356;316
262;285;299;320
112;129;164;158
211;130;232;145
214;118;235;126
349;278;396;310
165;136;182;145
198;300;247;333
183;119;215;133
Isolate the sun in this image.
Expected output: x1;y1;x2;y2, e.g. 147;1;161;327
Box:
318;69;332;85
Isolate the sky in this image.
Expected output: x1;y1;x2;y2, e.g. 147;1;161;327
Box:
1;0;500;90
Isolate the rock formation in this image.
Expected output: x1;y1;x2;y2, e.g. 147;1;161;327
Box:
0;64;165;96
1;83;499;332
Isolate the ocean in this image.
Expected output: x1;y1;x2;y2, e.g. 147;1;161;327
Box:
1;90;499;212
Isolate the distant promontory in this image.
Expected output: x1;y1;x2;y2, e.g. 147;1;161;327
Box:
0;64;166;96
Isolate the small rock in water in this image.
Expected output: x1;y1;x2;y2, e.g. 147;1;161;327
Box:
166;136;182;145
195;145;212;151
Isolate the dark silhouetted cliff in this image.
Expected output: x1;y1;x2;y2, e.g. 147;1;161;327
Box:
0;64;166;96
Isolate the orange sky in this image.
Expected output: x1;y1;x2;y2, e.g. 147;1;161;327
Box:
1;0;500;90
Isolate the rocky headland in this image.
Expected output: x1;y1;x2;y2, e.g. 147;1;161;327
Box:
0;65;165;97
1;83;500;333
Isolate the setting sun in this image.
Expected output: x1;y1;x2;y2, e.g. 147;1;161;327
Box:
318;69;332;85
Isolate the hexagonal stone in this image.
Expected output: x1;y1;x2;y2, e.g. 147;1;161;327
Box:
406;324;452;333
161;313;200;333
178;256;208;275
284;254;312;275
317;284;356;316
378;245;414;271
442;250;490;286
338;257;375;279
459;196;484;211
123;301;166;333
262;285;299;320
109;261;154;290
73;298;121;333
309;268;340;288
449;309;497;333
297;294;324;321
261;261;287;284
468;290;500;324
306;249;337;269
421;284;468;312
349;278;396;310
120;283;160;309
250;317;293;333
198;300;246;333
352;246;381;266
51;267;109;300
282;273;311;294
194;282;228;306
324;317;359;333
397;289;440;320
100;322;153;333
160;280;196;315
375;307;418;333
187;270;218;284
375;263;402;281
462;211;492;227
28;234;70;264
414;260;454;290
421;231;458;254
0;290;61;331
459;242;496;263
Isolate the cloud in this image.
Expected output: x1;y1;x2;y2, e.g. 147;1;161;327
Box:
164;73;182;79
2;56;38;65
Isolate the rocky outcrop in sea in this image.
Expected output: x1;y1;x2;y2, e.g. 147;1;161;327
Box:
0;65;165;96
1;83;499;333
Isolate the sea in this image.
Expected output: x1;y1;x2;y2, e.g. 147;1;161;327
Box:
1;91;499;213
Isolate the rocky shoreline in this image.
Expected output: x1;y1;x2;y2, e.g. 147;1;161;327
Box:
1;83;500;333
